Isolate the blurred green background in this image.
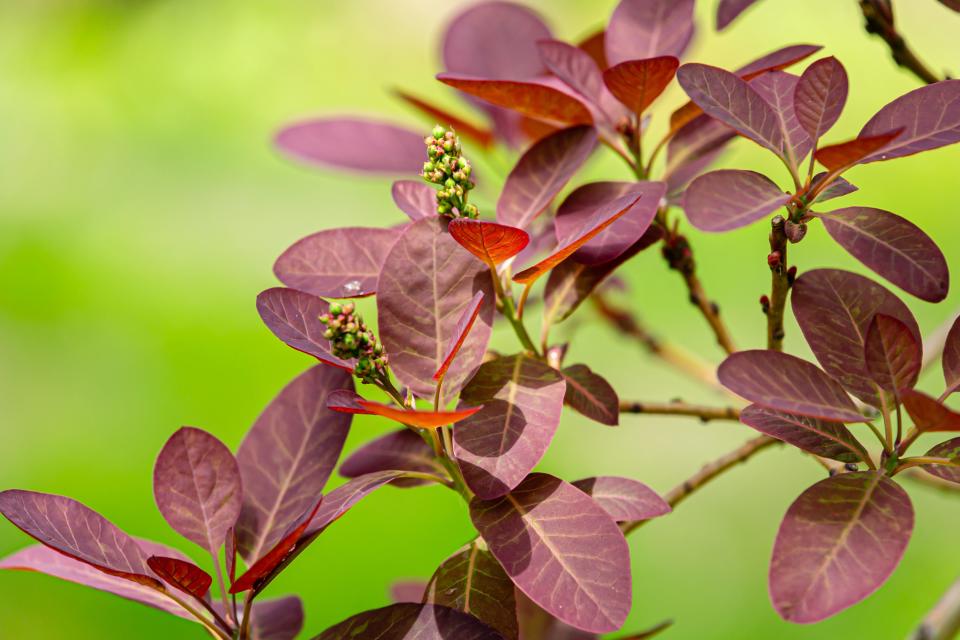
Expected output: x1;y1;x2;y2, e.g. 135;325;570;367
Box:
2;0;959;637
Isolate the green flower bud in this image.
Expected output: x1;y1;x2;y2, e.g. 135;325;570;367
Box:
328;302;342;316
432;124;446;139
323;329;334;339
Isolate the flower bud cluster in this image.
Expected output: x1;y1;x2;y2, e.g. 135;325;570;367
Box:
319;302;387;383
422;125;478;218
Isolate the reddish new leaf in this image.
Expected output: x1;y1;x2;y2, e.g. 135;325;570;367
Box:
739;405;869;464
603;57;679;115
859;80;960;162
945;316;960;396
554;181;664;265
497;126;598;229
922;437;960;484
718;350;864;422
377;218;494;403
813;130;903;172
256;288;353;371
717;0;762;29
572;476;670;522
392;180;437;221
817;207;949;302
438;75;594;126
435;290;486;381
273;227;398;299
560;364;620;426
0;491;155;585
864;314;922;395
578;30;607;70
453;355;566;499
449;220;530;266
770;472;913;623
514;193;643;285
153;427;242;555
605;0;695;66
301;471;407;540
236;365;352;564
794;57;848;142
316;603;503;640
394;89;495;148
425;541;519;640
750;71;812;167
791;269;921;407
340;429;438;488
147;556;212;600
471;473;632;633
676;63;784;156
329;392;482;429
275;118;424;175
901;389;960;432
683;169;789;232
810;172;857;204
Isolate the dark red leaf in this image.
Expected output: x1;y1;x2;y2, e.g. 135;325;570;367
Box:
859;80;960;162
864;314;922;396
438;75;594;126
770;472;913;622
572;476;670;522
340;429;438;488
394;89;495;148
328;391;482;429
497;126;598;229
817;207;949;302
316;603;503;640
449;220;530;266
922;437;960;484
154;427;242;554
560;364;620;426
554;181;664;265
471;473;632;633
514;193;643;285
256;288;353;372
425;541;519;640
273;227;399;299
901;389;960;432
606;0;695;66
739;405;869;464
453;355;566;499
791;269;921;407
683;169;789;232
377;218;495;403
718;350;865;422
750;71;812;167
301;471;408;540
435;290;486;381
945;316;960;397
275;118;424;175
391;180;437;221
235;366;352;564
603;57;679;114
147;556;212;600
814;130;904;172
794;57;848;142
717;0;762;29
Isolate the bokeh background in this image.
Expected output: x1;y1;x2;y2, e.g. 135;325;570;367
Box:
2;0;959;637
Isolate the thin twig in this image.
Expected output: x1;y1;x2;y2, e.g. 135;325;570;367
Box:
859;0;943;85
619;400;741;422
909;574;960;640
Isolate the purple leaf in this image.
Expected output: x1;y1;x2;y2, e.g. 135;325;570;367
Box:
717;0;762;29
391;580;428;603
718;350;865;422
683;169;790;232
0;544;193;620
154;427;242;555
750;71;812;167
438;75;594;127
665;114;736;186
810;172;857;204
603;57;679;116
316;603;503;640
435;290;486;382
274;227;399;299
571;476;670;522
922;437;960;484
794;57;848;142
944;317;960;397
537;40;605;109
817;207;949;302
425;541;519;640
0;491;155;585
302;470;407;540
770;472;913;623
739;405;869;464
901;390;960;432
453;355;566;499
516;591;597;640
392;180;437;221
340;429;438;488
256;288;353;371
497;126;598;229
560;364;620;426
377;218;495;403
146;556;212;600
676;63;784;156
606;0;695;66
275;118;425;175
554;181;664;265
249;596;305;640
864;314;922;396
734;44;823;78
236;365;353;564
859;80;960;162
791;269;921;407
471;473;632;633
